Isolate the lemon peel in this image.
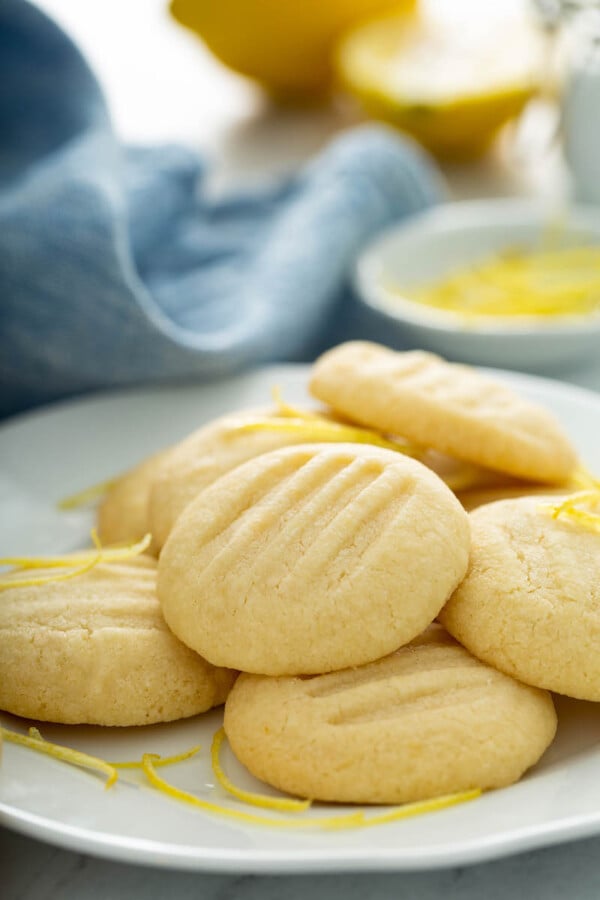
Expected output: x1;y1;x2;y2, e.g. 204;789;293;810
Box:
141;753;365;830
2;724;481;829
569;467;600;491
235;416;418;455
394;246;600;320
58;478;118;511
0;725;118;788
542;490;600;533
270;385;321;420
356;789;482;827
110;744;202;770
0;533;152;592
211;727;311;812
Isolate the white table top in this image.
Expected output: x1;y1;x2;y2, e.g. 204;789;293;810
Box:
3;1;600;895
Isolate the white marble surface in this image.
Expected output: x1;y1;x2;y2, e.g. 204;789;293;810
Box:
4;1;600;896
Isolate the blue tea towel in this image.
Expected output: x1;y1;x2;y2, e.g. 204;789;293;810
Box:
0;0;444;419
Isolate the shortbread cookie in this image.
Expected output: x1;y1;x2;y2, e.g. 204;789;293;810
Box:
440;496;600;700
310;342;577;483
98;448;173;549
158;443;470;675
224;626;557;804
0;556;236;725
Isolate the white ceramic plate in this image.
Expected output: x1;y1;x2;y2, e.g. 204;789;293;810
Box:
1;365;600;874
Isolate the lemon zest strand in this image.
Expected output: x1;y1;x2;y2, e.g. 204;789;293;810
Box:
270;386;321;420
394;245;600;320
141;754;366;830
0;726;117;788
235;417;419;456
57;478;118;511
541;490;600;533
211;727;311;812
569;466;600;490
359;789;482;827
0;529;152;590
2;725;481;829
0;554;102;592
110;744;202;769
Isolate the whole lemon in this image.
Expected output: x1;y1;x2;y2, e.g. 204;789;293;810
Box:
170;0;414;100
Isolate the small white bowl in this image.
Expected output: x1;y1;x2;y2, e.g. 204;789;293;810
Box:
354;199;600;372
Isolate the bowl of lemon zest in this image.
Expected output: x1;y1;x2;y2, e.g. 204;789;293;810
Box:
391;246;600;322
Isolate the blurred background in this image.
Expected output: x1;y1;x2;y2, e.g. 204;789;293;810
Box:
33;0;572;197
3;0;600;421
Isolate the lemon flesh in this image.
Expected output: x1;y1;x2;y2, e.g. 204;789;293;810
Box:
170;0;414;100
336;11;543;159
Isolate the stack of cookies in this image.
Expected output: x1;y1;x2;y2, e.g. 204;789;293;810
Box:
3;340;596;808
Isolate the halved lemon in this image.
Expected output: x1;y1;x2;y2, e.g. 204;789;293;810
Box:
171;0;415;100
336;9;544;159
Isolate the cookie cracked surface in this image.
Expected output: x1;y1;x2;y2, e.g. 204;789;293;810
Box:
440;496;600;700
0;556;236;725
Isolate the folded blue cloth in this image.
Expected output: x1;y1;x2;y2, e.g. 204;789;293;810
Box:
0;0;444;419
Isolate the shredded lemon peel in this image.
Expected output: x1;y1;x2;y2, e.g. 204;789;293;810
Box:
234;416;419;456
142;754;366;830
110;744;202;769
392;245;600;320
58;478;118;511
211;727;311;812
270;385;322;420
1;726;118;788
0;533;152;592
542;489;600;533
2;723;481;830
569;467;600;491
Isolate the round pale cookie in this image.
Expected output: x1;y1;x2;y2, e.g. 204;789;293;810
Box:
224;626;557;804
309;341;577;483
440;496;600;700
98;447;173;549
158;442;470;675
0;556;236;725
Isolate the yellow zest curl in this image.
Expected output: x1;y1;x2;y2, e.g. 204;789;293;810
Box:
141;753;364;830
394;245;600;320
356;789;482;827
110;744;202;769
58;478;118;511
569;466;600;491
235;417;418;456
0;725;117;788
0;533;152;592
211;727;311;812
2;724;481;830
270;386;321;420
543;489;600;533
